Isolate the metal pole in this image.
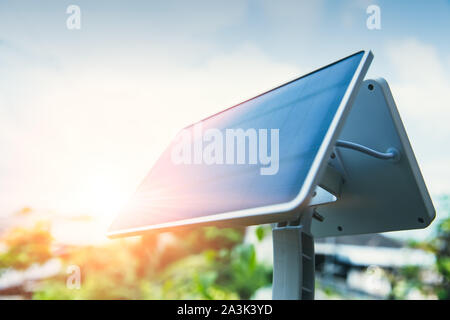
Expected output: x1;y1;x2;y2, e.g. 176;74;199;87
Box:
270;165;343;300
272;207;315;300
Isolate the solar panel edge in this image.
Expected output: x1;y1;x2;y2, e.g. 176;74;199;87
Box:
181;50;367;131
107;50;373;237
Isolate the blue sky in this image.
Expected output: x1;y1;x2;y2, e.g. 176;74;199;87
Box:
0;1;449;240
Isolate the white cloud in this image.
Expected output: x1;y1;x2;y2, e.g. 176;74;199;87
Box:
258;0;325;43
340;0;377;28
385;39;450;195
261;0;324;26
386;39;449;122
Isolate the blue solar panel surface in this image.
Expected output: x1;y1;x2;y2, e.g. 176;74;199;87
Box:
109;51;365;233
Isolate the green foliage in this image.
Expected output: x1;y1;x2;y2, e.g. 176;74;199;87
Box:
425;216;450;299
255;225;271;242
221;244;272;299
386;266;422;299
145;253;239;299
0;222;53;270
30;226;270;300
388;215;450;300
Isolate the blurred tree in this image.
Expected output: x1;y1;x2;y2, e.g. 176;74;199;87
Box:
33;241;145;300
129;226;245;276
16;206;32;216
32;226;270;300
215;243;272;299
0;222;53;270
413;216;450;299
387;216;450;299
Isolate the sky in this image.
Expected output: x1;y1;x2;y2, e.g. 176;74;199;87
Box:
0;1;449;240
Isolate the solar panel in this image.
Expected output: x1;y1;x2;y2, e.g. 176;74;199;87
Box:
108;50;373;237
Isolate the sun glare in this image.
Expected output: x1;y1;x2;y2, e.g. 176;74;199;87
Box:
80;176;131;221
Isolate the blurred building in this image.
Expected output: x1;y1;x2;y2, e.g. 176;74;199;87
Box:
315;234;435;299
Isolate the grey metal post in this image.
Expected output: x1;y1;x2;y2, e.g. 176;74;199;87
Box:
270;164;343;300
272;207;315;300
